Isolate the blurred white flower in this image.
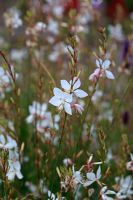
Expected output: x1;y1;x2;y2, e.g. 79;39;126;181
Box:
0;134;23;181
7;150;23;181
4;8;23;29
89;59;115;81
10;49;27;61
47;19;59;35
72;166;83;185
0;135;17;150
0;67;11;93
34;22;46;32
26;102;48;123
116;176;133;199
108;24;125;42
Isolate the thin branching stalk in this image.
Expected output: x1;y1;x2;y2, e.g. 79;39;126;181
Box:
35;57;56;87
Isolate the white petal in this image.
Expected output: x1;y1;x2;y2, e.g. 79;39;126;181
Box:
105;70;115;79
84;180;94;187
73;78;81;90
96;166;101;179
14;161;21;170
26;115;33;123
53;87;63;97
0;67;5;76
54;114;60;122
0;135;6;145
103;60;111;69
49;96;62;107
61;80;71;90
64;102;72;115
64;93;73;103
6;171;15;181
74;89;88;98
42;103;47;112
96;59;102;68
131;153;133;161
86;172;96;181
105;190;116;195
29;104;36;114
16;171;23;179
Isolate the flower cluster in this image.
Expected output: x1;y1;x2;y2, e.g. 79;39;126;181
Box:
58;155;116;199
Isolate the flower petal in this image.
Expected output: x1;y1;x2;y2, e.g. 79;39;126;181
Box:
96;166;101;179
6;171;15;181
61;80;71;91
63;92;73;103
64;102;72;115
96;59;102;68
74;89;88;98
16;171;23;179
105;70;115;79
84;180;94;187
49;96;62;107
72;78;81;90
0;135;6;145
86;172;96;181
53;87;63;97
105;190;116;195
103;59;111;69
26;115;33;123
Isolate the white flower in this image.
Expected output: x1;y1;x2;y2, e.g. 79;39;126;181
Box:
5;136;17;149
27;101;60;133
108;24;125;42
61;77;88;98
116;176;133;199
49;88;72;115
100;186;116;200
10;48;27;61
7;150;23;181
34;22;46;32
0;67;11;94
47;19;59;35
26;102;48;123
4;8;23;29
96;59;115;79
0;135;6;149
84;166;101;186
89;59;115;81
72;166;83;185
0;135;17;150
48;191;59;200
